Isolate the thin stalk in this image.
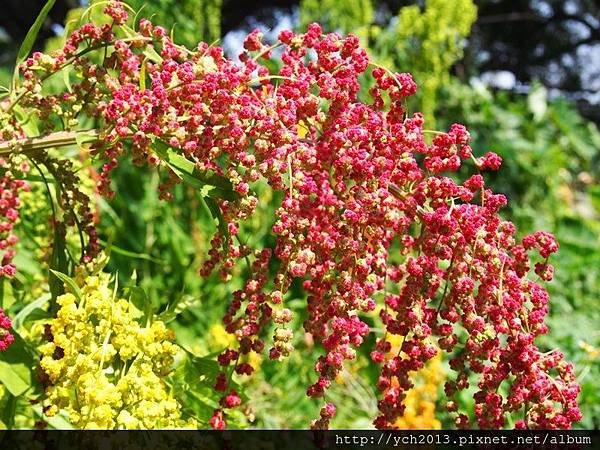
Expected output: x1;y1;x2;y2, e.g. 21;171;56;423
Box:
0;130;100;155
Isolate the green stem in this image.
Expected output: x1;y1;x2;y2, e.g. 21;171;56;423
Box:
0;130;99;155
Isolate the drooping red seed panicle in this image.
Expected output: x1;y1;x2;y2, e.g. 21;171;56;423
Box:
6;1;580;430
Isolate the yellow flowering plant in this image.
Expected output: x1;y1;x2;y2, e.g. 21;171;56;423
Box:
386;334;445;429
37;270;199;429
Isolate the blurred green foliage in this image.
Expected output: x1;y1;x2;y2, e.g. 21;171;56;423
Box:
374;0;476;126
300;0;374;42
126;0;221;48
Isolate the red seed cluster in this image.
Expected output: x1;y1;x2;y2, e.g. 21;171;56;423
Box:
0;308;14;351
0;159;29;278
10;1;581;430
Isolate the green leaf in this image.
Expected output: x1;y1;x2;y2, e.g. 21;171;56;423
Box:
49;270;82;302
32;405;74;430
153;141;238;201
59;17;81;94
12;104;39;136
1;392;17;429
204;197;230;250
132;4;148;31
170;349;230;422
62;65;72;93
128;286;154;323
11;293;51;331
0;279;5;310
128;285;147;311
158;294;201;323
49;236;68;301
75;130;100;149
121;24;163;62
186;355;221;380
0;333;34;396
24;174;57;184
589;185;600;214
139;57;147;91
12;0;57;92
99;239;163;263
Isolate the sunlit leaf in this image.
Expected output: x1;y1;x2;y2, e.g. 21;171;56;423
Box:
49;270;82;302
12;0;57;92
0;333;34;396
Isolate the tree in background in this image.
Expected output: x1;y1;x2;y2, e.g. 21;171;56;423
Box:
466;0;599;123
300;0;374;42
126;0;221;47
373;0;476;126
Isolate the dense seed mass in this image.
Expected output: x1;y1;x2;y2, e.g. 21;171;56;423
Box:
1;0;581;430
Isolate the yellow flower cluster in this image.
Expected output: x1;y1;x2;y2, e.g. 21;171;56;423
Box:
38;273;195;429
395;351;444;429
387;335;445;430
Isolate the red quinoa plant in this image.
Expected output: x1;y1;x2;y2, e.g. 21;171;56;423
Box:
0;1;581;430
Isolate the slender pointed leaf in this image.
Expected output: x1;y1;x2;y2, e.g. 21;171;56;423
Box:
12;293;51;330
158;294;201;323
49;270;82;302
204;197;229;247
12;0;57;91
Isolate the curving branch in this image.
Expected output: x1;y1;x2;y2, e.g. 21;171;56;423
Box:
0;130;99;155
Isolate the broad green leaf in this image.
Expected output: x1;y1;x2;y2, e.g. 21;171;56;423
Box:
183;351;221;380
170;349;235;423
1;393;17;429
49;270;82;302
0;334;34;396
11;294;51;331
171;166;218;197
12;105;39;136
75;130;100;149
32;405;74;430
12;0;58;92
128;286;154;323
